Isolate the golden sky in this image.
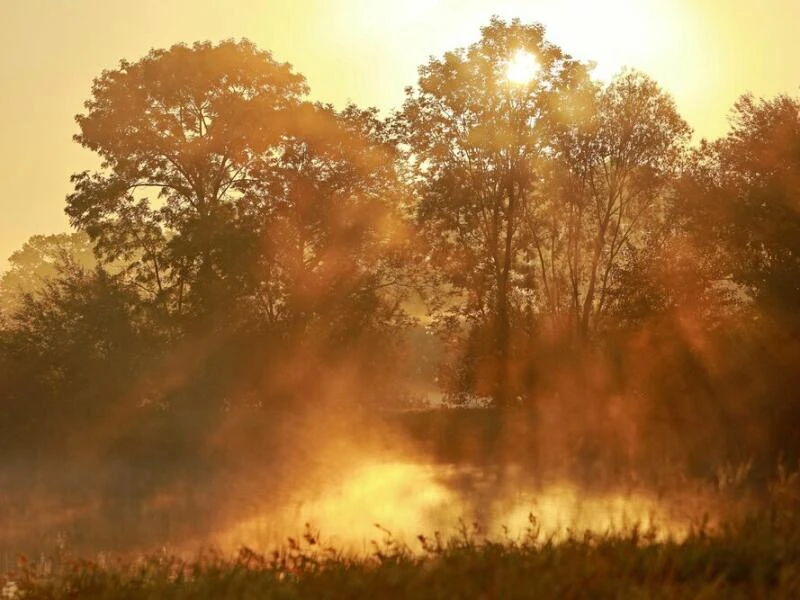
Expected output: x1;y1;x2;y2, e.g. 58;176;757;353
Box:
1;0;799;269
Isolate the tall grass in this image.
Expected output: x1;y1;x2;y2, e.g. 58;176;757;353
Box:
2;459;798;599
2;507;799;599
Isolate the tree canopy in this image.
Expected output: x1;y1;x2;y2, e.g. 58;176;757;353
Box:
398;18;690;404
66;40;309;318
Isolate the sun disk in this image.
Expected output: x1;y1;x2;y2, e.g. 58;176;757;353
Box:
505;50;539;84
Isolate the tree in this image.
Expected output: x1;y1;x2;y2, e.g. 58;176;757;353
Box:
240;103;413;336
66;39;417;413
218;102;418;405
533;70;691;337
691;94;800;332
400;17;593;405
0;263;156;455
67;41;412;336
0;232;97;316
652;93;800;465
66;40;308;320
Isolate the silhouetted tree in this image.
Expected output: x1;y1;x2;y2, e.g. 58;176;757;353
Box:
240;103;413;337
678;94;800;463
208;102;418;407
0;262;157;455
536;70;690;337
66;40;308;320
63;38;418;420
691;94;800;332
399;19;691;405
399;17;593;405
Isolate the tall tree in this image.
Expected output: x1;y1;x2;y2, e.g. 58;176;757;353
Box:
532;70;690;337
66;40;308;319
669;93;800;463
400;17;593;405
210;102;418;405
691;94;800;332
66;40;417;415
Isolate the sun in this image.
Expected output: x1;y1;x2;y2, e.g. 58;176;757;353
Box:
505;50;539;85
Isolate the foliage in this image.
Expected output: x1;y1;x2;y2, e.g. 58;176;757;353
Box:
4;508;800;599
399;18;594;405
66;39;308;319
0;263;158;455
540;70;691;336
689;94;800;332
56;39;416;422
399;18;691;404
0;233;97;316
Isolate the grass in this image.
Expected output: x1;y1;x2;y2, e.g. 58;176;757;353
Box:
1;458;798;599
2;508;799;599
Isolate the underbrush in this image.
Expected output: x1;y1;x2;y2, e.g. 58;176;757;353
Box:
1;508;799;599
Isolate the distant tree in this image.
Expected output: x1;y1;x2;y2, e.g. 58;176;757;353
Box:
0;232;97;316
399;17;594;405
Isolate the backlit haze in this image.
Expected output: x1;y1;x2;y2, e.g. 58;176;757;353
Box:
1;0;799;270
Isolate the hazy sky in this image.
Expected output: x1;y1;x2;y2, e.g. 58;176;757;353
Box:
1;0;799;269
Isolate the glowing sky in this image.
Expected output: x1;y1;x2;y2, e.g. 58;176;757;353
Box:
1;0;799;269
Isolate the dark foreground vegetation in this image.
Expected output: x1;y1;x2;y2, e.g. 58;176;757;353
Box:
3;506;800;599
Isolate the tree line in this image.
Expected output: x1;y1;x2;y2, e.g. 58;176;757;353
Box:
1;18;799;470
